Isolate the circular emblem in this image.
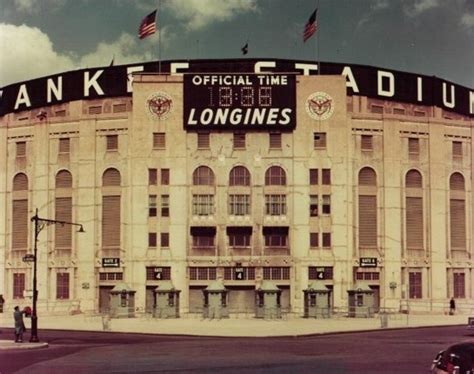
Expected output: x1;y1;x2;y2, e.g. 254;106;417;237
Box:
146;92;173;120
305;91;334;120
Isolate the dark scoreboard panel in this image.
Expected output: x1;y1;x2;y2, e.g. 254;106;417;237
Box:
183;74;296;130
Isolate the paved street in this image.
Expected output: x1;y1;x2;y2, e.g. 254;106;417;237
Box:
0;325;473;373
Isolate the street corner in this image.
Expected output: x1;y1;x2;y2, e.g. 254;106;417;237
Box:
0;339;49;351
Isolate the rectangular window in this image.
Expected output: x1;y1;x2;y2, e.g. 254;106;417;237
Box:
452;141;462;158
322;232;331;248
322;195;331;214
309;169;318;185
161;168;170;185
371;105;384;114
148;168;158;185
146;266;171;281
262;267;290;280
160;232;169;248
361;135;373;151
313;132;327;148
322;169;331;185
192;235;215;248
101;196;121;249
89;105;102;114
12;199;28;250
192;194;214;216
106;135;118;151
59;138;70;154
56;272;70;299
13;273;25;299
310;232;319;248
408;138;419;155
265;194;287;216
99;272;123;281
453;272;465;298
229;194;250;216
16;142;26;157
227;227;252;247
161;195;169;217
409;272;422;299
197;132;210;149
233;132;246;149
149;195;157;217
148;232;157;247
356;272;380;281
269;133;282;149
308;266;333;280
189;267;217;281
310;195;318;216
153;133;166;149
263;227;288;248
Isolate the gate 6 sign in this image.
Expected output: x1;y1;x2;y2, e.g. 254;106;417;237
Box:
184;74;296;130
305;91;334;121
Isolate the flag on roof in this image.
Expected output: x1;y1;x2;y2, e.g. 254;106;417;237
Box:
138;10;157;39
241;43;248;55
303;9;317;42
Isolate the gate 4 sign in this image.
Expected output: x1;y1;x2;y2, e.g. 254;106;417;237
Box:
235;267;244;280
316;267;326;280
154;267;163;280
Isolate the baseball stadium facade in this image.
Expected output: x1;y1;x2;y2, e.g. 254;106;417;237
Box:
0;59;473;316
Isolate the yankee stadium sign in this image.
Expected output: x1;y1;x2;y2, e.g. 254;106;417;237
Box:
0;59;472;118
183;74;296;130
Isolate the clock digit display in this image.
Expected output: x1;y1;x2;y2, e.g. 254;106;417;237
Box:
241;87;254;107
259;86;272;107
219;87;232;107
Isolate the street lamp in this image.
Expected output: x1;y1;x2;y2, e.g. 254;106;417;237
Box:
29;208;85;342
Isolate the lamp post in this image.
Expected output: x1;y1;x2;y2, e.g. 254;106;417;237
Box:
29;208;85;342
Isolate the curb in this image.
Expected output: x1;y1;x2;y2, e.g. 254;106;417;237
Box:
0;340;49;351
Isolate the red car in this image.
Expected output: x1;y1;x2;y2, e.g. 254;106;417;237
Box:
431;342;474;374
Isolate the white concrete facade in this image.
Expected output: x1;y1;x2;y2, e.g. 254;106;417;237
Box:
0;72;473;316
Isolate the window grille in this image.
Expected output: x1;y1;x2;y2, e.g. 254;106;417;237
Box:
197;132;210;149
313;132;326;148
229;194;250;216
106;135;118;151
265;194;286;216
269;133;282;149
56;273;70;299
153;133;166;149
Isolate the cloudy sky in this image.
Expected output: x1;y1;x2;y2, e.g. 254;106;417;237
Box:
0;0;473;88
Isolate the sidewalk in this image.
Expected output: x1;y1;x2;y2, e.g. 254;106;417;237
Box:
0;311;469;349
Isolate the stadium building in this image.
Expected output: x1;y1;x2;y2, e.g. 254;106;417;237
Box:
0;59;473;316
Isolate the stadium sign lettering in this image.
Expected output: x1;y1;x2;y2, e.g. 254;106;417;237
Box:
0;59;472;117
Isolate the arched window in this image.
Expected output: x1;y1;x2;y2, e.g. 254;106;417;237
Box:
102;168;121;187
358;167;377;247
13;173;28;191
265;166;286;186
193;166;214;186
450;172;465;191
102;168;121;253
358;167;376;186
450;172;466;250
56;170;73;188
405;169;423;250
405;170;422;188
229;166;250;186
12;173;29;250
55;170;73;250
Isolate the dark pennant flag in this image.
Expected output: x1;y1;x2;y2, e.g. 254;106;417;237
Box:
303;9;317;42
241;43;248;55
138;10;157;39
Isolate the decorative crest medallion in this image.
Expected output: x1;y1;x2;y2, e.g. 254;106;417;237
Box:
305;91;334;120
146;91;173;120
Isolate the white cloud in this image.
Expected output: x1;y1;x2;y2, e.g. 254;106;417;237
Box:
461;13;474;29
0;23;155;87
404;0;440;16
371;0;389;10
164;0;258;30
13;0;66;14
0;23;75;86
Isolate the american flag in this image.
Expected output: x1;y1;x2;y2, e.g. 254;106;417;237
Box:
138;10;157;39
303;9;317;42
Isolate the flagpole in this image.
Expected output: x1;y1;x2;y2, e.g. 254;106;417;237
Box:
158;0;161;74
317;0;320;75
